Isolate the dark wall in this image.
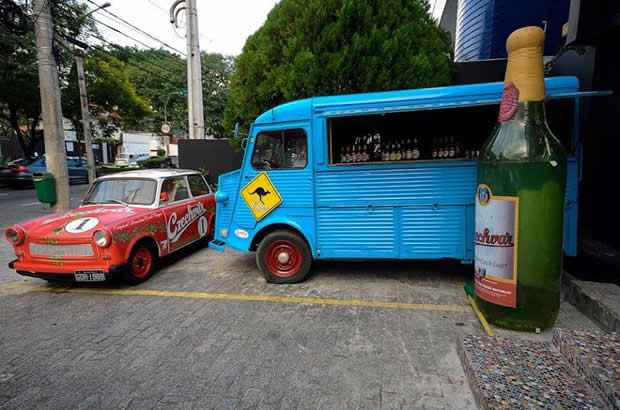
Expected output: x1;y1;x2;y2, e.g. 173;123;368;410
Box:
179;139;244;185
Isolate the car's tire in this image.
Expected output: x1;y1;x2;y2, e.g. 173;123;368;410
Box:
125;243;157;285
256;230;312;284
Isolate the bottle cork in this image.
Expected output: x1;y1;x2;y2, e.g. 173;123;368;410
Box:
504;26;546;102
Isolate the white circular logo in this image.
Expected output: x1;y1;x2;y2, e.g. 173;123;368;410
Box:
65;217;100;233
198;216;208;237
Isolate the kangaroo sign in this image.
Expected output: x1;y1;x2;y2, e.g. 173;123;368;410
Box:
240;172;282;221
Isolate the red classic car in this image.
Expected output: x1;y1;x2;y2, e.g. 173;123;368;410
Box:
6;169;215;284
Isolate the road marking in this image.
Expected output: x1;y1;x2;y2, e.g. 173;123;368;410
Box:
0;193;8;197
20;202;41;206
1;282;466;312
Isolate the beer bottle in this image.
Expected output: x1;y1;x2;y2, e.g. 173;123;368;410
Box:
339;146;345;163
361;144;369;162
449;137;455;158
405;139;412;160
432;138;437;159
475;27;567;331
412;138;420;160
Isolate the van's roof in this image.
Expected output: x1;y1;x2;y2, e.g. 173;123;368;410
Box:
254;76;579;125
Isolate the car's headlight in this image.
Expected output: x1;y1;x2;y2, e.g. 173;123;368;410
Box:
6;227;24;246
93;230;111;248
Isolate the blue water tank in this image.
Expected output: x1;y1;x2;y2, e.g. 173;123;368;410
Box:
454;0;570;62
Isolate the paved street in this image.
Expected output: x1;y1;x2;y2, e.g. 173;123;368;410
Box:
0;185;602;409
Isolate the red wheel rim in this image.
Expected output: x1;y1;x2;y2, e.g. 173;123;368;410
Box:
264;240;303;278
130;248;152;278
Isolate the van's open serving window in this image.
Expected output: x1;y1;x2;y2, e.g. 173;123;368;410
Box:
327;101;575;166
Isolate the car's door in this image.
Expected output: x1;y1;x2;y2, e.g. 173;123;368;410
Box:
160;176;210;253
187;173;215;238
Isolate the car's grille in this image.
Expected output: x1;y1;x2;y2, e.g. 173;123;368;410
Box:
29;243;94;257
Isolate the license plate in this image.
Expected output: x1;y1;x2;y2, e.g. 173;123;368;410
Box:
74;270;106;282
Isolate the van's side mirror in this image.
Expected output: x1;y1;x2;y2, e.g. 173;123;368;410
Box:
241;138;248;151
233;122;240;140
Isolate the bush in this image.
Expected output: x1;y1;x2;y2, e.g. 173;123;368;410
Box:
138;156;166;169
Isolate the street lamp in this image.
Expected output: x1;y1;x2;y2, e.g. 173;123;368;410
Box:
85;2;111;17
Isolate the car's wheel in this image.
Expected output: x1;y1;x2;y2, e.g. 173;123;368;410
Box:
125;243;157;285
256;230;312;284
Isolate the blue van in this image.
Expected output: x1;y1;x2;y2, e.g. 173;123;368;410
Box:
210;77;586;283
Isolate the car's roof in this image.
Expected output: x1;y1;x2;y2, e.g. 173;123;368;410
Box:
96;169;201;181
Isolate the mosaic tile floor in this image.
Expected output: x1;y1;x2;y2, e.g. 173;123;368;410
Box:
553;329;619;409
458;334;606;409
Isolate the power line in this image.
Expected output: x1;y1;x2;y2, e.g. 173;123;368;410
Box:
89;43;184;87
85;0;186;56
90;32;185;78
93;23;187;71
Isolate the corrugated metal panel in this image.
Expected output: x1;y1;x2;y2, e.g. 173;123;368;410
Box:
315;164;477;207
317;207;396;258
233;169;314;229
214;170;240;241
400;206;466;258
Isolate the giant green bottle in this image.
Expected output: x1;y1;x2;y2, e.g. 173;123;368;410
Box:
474;27;567;331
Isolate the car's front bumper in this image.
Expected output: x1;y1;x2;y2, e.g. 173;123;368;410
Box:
9;259;124;282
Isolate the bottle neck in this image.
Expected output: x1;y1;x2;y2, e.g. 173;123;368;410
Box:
508;101;547;126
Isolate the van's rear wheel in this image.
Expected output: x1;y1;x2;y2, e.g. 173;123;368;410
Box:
257;230;312;284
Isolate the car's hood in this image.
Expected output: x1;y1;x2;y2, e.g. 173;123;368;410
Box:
17;204;151;239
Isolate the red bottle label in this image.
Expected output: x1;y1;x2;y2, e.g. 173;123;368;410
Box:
498;82;519;122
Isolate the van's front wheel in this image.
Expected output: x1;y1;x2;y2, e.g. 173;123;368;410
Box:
257;230;312;284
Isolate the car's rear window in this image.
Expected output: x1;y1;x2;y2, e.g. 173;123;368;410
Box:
83;179;157;205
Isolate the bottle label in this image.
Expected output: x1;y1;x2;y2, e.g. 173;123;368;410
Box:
474;184;519;308
498;82;519;122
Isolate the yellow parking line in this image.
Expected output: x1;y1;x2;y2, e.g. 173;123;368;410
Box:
4;281;466;312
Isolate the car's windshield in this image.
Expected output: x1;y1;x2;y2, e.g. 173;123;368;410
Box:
83;179;157;206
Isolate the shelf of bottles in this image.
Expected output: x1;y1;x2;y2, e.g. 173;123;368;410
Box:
333;133;480;165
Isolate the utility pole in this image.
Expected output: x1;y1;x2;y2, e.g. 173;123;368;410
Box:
170;0;204;139
75;52;97;184
34;0;70;211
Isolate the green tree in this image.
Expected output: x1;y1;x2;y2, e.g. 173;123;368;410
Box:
201;52;235;138
0;0;95;156
223;0;455;144
63;49;151;140
110;47;187;135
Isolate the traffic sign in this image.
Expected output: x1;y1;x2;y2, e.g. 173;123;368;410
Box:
161;123;172;135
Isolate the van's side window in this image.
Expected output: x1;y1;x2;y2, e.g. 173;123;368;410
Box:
251;129;307;170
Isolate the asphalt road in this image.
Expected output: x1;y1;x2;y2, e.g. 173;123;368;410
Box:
0;183;91;284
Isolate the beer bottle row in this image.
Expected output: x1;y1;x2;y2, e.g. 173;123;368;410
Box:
336;134;479;164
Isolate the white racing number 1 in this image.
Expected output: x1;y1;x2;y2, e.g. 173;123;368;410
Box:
65;217;100;234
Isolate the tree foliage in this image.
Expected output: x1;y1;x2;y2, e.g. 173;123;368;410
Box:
224;0;455;142
0;0;94;156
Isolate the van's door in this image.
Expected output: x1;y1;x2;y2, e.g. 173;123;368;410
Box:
232;124;314;231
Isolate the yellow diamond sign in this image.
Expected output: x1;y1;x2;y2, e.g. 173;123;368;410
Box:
240;172;282;221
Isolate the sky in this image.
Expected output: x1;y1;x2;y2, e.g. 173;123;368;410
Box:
83;0;281;56
84;0;447;57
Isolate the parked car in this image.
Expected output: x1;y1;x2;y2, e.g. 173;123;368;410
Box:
0;156;91;186
6;169;215;284
115;153;151;168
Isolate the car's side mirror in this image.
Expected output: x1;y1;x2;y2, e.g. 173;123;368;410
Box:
160;192;169;203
